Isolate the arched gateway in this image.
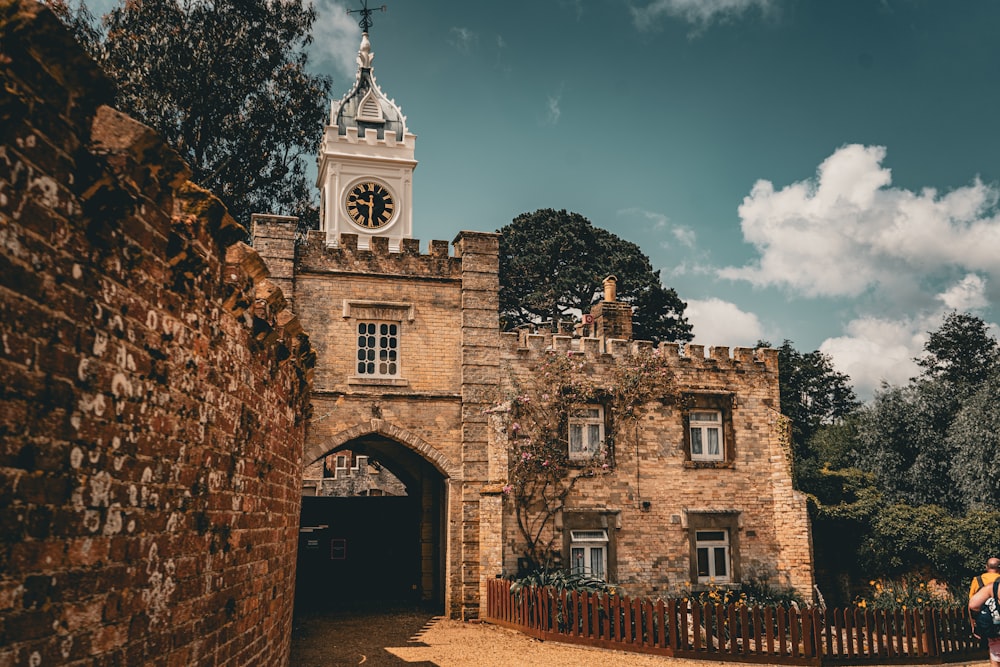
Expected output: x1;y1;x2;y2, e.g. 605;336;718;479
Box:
303;420;459;478
297;424;456;610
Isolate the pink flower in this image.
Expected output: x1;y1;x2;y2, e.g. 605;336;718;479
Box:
502;484;512;494
542;460;549;467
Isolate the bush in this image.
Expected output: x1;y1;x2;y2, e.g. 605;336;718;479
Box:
854;576;956;611
680;579;806;609
740;578;807;608
508;568;612;600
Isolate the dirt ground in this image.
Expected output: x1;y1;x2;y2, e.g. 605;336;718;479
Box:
288;607;987;667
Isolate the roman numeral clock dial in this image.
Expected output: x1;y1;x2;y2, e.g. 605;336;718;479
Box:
345;181;395;229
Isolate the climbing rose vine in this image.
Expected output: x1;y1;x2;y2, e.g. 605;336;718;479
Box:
490;348;676;570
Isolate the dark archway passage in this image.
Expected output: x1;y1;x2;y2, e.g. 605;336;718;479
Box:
295;434;447;613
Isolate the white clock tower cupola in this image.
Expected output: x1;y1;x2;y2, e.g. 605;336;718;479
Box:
318;25;416;250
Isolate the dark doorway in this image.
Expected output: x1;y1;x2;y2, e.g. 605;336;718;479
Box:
294;434;447;614
296;496;421;610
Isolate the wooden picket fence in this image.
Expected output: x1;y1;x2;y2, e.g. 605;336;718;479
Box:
483;579;983;665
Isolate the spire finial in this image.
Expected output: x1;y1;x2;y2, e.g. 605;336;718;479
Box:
347;1;386;33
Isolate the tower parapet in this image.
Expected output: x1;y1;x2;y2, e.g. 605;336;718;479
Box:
500;327;776;372
250;220;467;281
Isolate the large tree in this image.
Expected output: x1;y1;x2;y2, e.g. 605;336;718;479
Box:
850;312;1000;511
757;340;859;494
52;0;331;229
948;368;1000;509
764;340;859;448
915;310;999;393
823;312;1000;589
498;209;693;344
853;381;960;509
760;317;1000;601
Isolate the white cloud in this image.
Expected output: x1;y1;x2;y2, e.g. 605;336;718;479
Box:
672;226;696;248
631;0;774;30
685;298;766;348
449;27;478;53
617;207;696;247
546;93;562;125
652;216;669;230
938;273;989;311
719;144;1000;308
820;316;924;401
312;0;362;79
663;259;715;278
628;208;670;229
717;143;1000;399
819;276;997;400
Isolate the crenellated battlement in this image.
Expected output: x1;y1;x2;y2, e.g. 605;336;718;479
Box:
252;219;474;280
323;123;415;149
500;329;778;372
296;230;461;278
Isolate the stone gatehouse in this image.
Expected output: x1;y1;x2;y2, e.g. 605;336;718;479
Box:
254;26;815;620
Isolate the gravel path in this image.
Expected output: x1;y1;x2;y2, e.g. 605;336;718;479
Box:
288;608;986;667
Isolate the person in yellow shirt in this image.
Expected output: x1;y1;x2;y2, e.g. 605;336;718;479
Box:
971;558;1000;599
971;557;1000;657
971;576;1000;667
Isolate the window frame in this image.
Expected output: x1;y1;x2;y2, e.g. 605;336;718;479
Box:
695;529;731;583
355;320;400;379
568;404;606;462
687;512;740;588
681;393;736;467
561;511;618;583
569;529;609;580
342;300;412;387
689;409;724;461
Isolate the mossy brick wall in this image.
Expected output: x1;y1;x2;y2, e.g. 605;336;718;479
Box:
0;2;313;665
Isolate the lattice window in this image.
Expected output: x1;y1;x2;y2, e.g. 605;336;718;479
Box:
356;321;399;377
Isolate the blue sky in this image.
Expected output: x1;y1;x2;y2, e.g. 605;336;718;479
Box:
88;0;1000;400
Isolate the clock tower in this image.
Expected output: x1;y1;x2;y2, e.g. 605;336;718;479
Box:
318;30;416;250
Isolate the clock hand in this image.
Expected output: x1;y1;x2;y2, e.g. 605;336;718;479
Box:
366;196;376;226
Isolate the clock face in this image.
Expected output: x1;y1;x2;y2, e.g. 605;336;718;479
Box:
345;181;395;229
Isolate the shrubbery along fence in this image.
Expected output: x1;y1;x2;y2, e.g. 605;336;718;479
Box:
484;579;982;665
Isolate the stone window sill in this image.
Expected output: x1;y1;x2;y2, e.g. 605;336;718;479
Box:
348;377;409;387
684;461;735;470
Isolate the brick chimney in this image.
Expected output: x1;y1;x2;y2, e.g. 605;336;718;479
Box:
590;276;632;342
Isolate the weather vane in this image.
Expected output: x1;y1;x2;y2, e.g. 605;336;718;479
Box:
347;1;387;33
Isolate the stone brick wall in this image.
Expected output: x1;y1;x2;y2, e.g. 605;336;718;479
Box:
0;3;313;665
493;333;815;599
301;452;407;497
253;216;502;618
457;231;501;619
277;229;467;473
